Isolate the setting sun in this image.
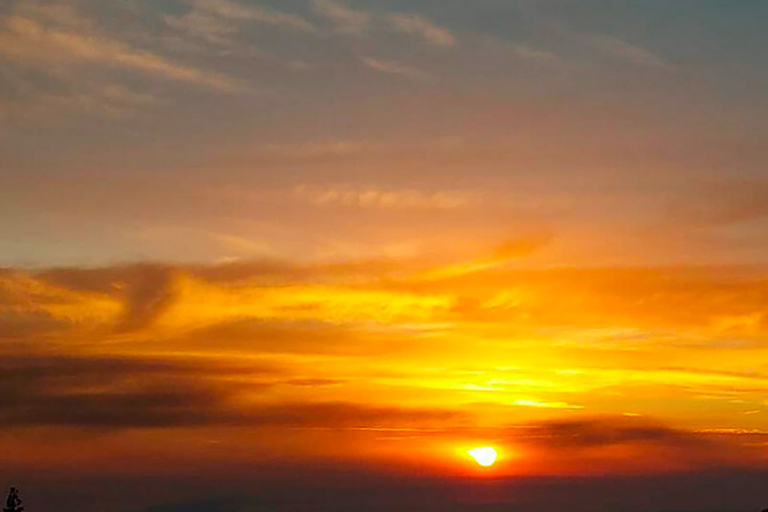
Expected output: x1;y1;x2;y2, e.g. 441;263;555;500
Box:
468;447;498;467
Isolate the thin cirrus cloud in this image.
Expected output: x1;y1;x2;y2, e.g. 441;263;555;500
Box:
584;32;670;69
0;0;687;125
549;22;670;69
362;57;435;82
294;184;476;209
388;13;457;47
310;0;371;33
475;35;562;64
177;0;318;33
666;180;768;227
0;7;245;92
0;0;523;121
308;0;456;47
164;7;242;46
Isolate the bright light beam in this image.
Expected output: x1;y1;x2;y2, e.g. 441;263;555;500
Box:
468;447;497;467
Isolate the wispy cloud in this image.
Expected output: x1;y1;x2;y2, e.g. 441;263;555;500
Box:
667;181;768;227
1;14;244;92
547;21;670;70
164;7;241;47
310;0;370;34
388;13;456;47
295;184;474;210
362;57;434;82
584;32;670;69
0;75;163;121
188;0;317;33
477;35;562;64
507;45;560;63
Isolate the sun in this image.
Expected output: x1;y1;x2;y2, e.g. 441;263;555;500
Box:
468;447;497;467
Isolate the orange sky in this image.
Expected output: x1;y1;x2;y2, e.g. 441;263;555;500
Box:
2;0;768;510
2;259;768;485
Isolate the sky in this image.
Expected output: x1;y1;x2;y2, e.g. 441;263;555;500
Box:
2;1;768;511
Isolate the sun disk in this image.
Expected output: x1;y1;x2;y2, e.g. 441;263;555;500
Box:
468;447;497;467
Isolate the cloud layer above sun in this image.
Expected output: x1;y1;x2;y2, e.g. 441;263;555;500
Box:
2;258;768;479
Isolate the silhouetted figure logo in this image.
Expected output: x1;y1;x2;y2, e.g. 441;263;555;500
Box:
3;488;23;512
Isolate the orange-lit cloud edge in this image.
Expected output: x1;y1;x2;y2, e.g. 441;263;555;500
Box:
2;251;768;479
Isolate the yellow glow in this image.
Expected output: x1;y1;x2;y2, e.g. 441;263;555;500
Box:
4;261;768;477
468;447;497;467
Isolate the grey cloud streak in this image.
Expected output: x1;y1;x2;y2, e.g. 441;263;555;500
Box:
0;354;464;429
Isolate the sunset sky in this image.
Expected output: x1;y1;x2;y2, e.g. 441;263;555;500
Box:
2;1;768;511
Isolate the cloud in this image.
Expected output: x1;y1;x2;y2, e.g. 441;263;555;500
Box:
388;14;456;47
285;378;344;387
7;258;768;339
21;261;453;332
114;265;179;333
0;0;273;120
165;0;318;54
3;260;768;475
4;260;768;431
311;0;370;34
519;417;705;448
152;272;453;329
238;401;464;429
188;0;316;33
163;318;372;356
552;23;668;70
491;235;553;260
512;399;583;409
0;270;121;329
417;233;552;280
499;416;767;472
0;51;164;119
505;45;561;64
362;57;435;82
0;354;461;429
249;140;371;159
667;181;768;227
0;354;273;428
478;36;562;64
295;184;474;209
585;33;669;69
164;7;241;47
0;11;245;92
